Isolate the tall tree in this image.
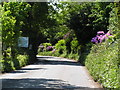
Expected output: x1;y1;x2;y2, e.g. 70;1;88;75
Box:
2;2;31;58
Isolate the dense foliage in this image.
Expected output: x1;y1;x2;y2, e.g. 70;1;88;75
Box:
1;2;32;72
85;3;120;88
85;39;119;88
0;5;2;41
2;2;31;47
1;1;119;88
38;2;119;89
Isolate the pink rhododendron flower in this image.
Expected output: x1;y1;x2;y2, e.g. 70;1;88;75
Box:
91;31;112;44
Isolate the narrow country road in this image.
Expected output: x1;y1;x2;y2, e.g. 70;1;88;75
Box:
0;56;103;89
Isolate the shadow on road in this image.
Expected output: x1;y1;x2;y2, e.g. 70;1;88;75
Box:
9;68;45;74
36;56;82;66
2;78;90;89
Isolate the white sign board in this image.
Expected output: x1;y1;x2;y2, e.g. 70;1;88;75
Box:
18;37;29;48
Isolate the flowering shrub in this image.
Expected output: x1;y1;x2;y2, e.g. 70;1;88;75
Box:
55;39;66;54
42;43;52;48
46;46;54;51
38;45;44;52
70;38;80;54
52;49;56;53
91;31;112;44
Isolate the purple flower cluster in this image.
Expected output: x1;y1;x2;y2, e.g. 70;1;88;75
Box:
91;31;112;44
91;37;99;43
46;46;54;51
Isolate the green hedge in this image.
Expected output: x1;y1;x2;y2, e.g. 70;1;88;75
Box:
38;39;80;61
85;39;120;88
1;54;29;73
55;39;66;54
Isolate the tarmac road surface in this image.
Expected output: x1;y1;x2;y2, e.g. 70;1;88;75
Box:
0;56;103;90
